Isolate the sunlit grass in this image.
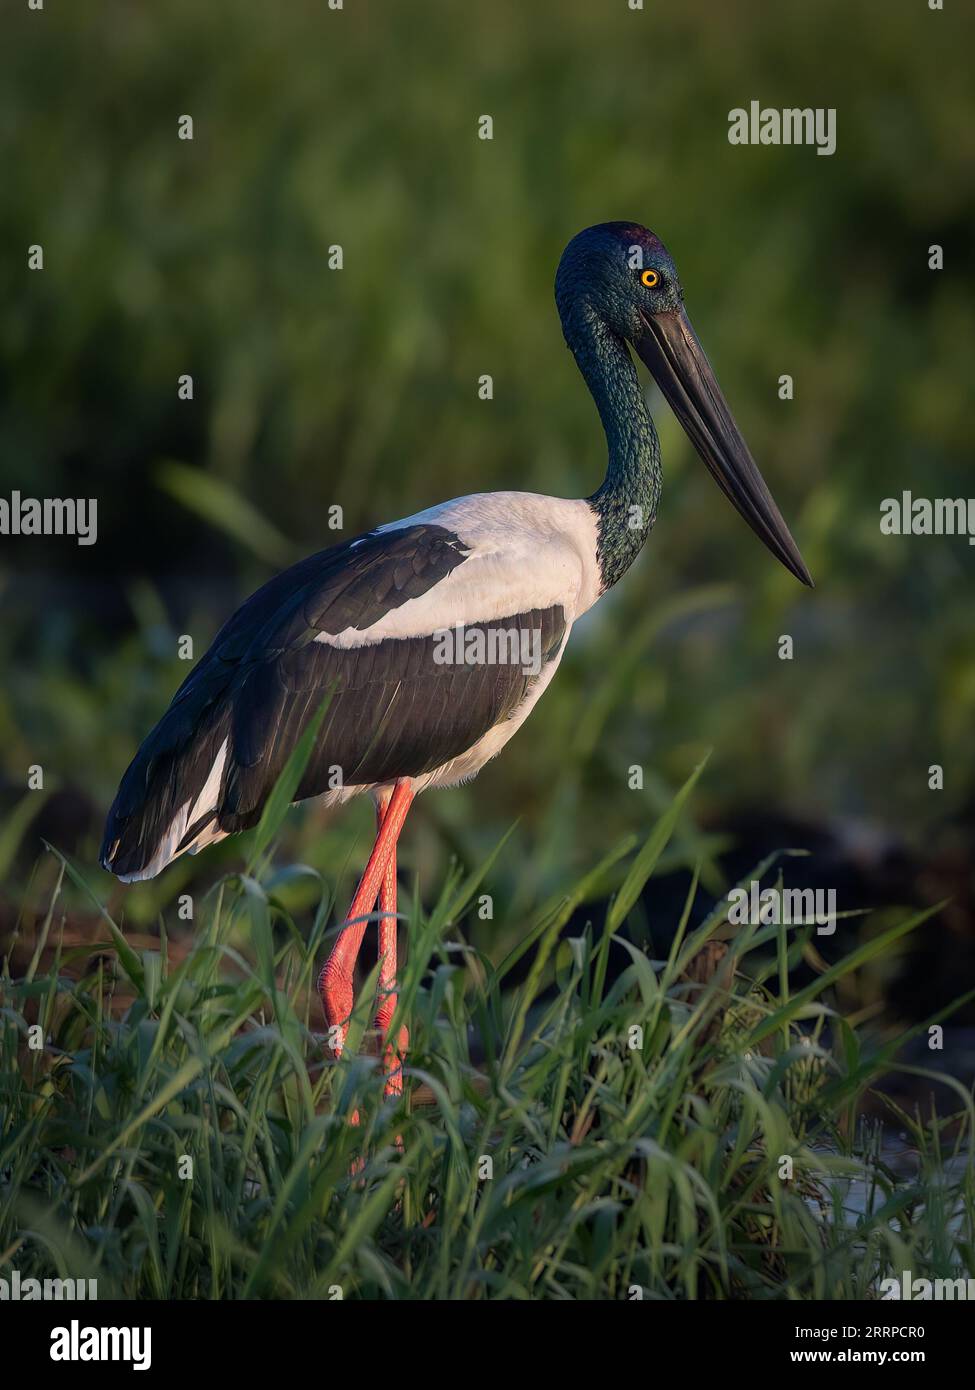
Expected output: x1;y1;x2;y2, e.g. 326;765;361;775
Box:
2;764;972;1300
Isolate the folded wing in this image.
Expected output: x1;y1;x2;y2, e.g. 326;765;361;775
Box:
101;522;566;881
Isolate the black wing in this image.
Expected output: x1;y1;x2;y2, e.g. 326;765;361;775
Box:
101;524;566;879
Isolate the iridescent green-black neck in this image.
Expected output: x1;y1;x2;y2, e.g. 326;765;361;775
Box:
561;299;661;591
554;223;671;592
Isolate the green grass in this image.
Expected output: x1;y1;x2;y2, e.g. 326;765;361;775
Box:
2;765;973;1300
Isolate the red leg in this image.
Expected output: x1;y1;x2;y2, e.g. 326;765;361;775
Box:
319;779;413;1059
375;793;408;1100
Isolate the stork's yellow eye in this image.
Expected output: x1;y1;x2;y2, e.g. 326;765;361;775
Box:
641;269;660;288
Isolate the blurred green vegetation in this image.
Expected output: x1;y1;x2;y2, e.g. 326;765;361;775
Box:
1;0;974;922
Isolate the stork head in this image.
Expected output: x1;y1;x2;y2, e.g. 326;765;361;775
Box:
555;222;812;588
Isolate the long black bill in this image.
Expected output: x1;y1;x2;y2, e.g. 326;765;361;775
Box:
636;306;813;586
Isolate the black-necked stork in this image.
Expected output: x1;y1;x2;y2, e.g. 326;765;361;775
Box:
101;222;811;1095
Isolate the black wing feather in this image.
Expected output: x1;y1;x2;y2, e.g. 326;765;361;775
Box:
101;524;566;880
